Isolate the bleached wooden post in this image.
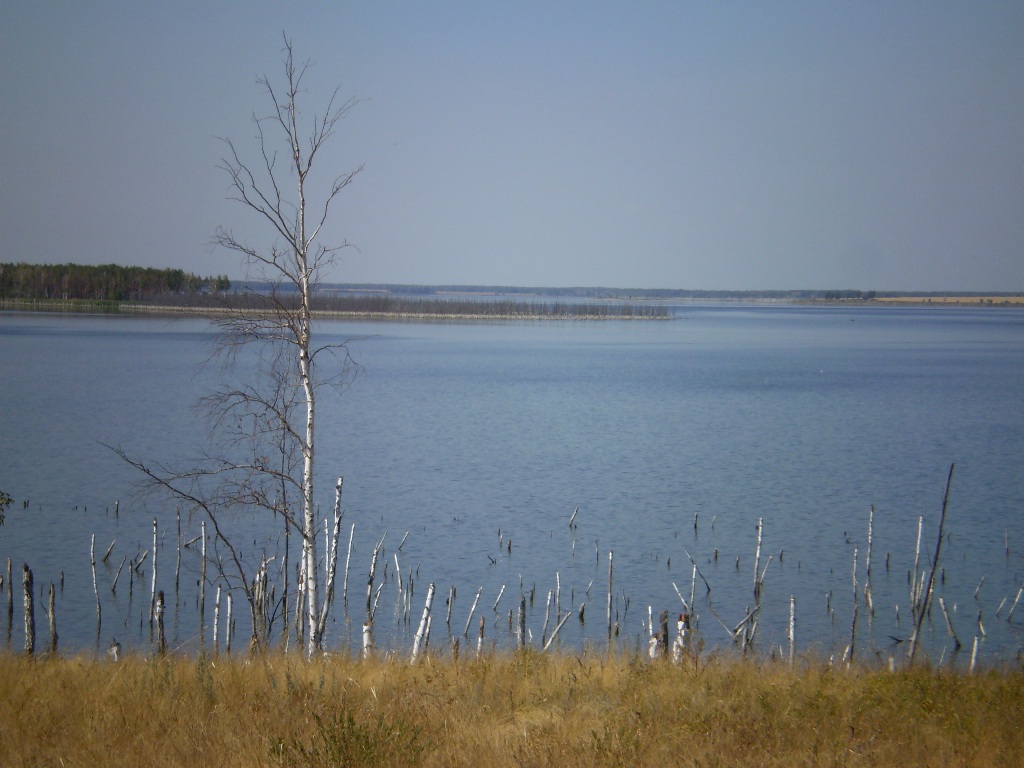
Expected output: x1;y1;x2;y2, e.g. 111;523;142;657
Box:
225;593;233;654
366;533;385;620
22;564;34;655
911;515;924;610
753;518;763;599
361;620;373;659
149;518;158;628
846;548;859;664
175;508;181;596
48;583;58;654
411;582;436;663
908;464;955;664
543;611;571;652
864;506;875;615
1006;580;1024;622
313;478;345;651
517;595;526;649
938;597;961;651
463;586;483;638
542;589;552;646
6;558;12;644
90;535;101;637
342;523;355;607
476;615;485;657
213;585;221;654
788;595;795;665
606;550;614;642
199;521;207;645
155;590;166;655
672;612;690;663
492;584;505;613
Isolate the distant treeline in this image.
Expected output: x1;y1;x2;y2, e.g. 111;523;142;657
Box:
152;291;670;319
0;263;230;301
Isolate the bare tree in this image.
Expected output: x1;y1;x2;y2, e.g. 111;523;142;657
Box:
115;36;362;658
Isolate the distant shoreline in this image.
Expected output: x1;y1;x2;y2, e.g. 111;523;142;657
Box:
2;294;1023;320
0;298;671;321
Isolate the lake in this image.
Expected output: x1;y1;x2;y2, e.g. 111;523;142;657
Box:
2;304;1023;666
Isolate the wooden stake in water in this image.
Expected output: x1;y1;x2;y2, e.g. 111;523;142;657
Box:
938;597;961;651
847;548;859;664
366;532;386;621
342;523;355;607
48;583;58;655
90;535;101;638
463;586;482;638
175;509;181;596
6;558;12;644
411;582;436;663
22;564;34;655
908;464;955;664
517;595;526;649
864;505;874;615
542;589;552;646
544;611;571;652
492;584;506;613
199;521;207;645
313;478;345;650
788;595;795;665
155;590;166;655
225;593;232;654
1006;580;1024;622
911;515;924;610
606;550;614;642
753;518;763;599
213;584;221;654
149;518;158;627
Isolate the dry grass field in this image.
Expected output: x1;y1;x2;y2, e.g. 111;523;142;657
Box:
1;649;1022;767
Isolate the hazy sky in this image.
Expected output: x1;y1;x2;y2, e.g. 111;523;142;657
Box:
3;2;1022;291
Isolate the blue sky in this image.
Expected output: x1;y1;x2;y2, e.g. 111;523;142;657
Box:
2;2;1022;290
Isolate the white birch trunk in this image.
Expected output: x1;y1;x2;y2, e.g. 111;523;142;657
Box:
463;586;482;638
411;583;436;663
362;620;373;659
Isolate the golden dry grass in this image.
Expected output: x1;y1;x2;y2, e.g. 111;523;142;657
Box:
1;649;1022;767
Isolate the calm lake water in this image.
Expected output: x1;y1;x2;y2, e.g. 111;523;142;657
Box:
2;305;1023;666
